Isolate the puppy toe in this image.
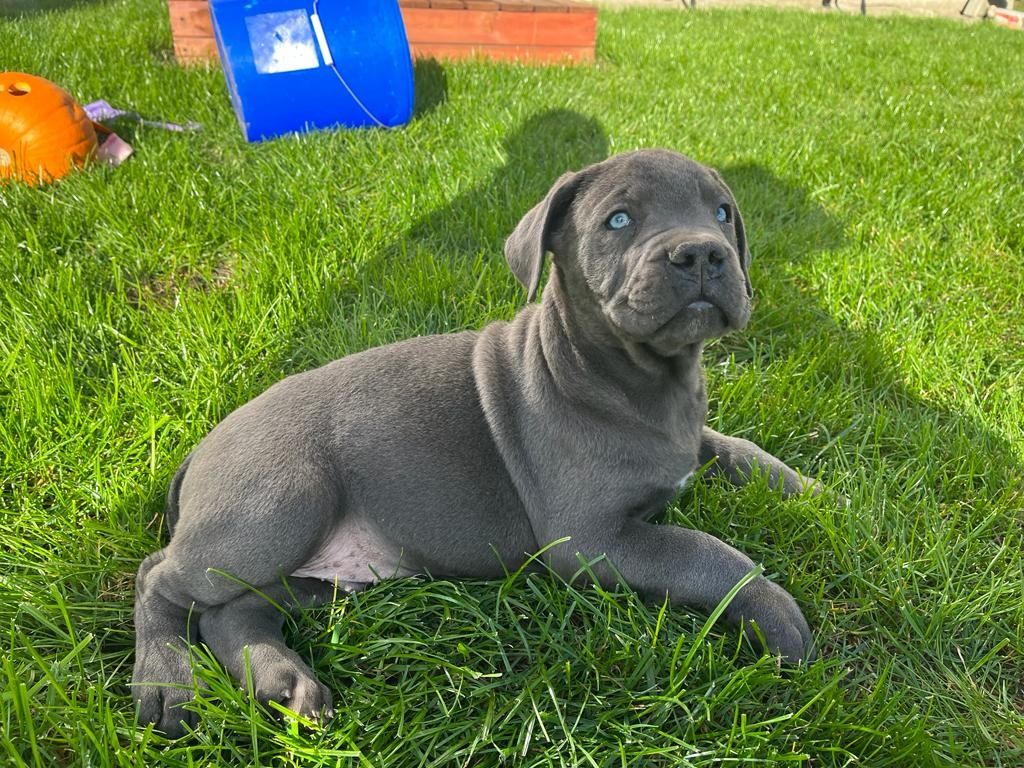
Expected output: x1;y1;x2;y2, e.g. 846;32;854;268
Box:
134;685;197;739
157;692;198;739
288;673;334;722
254;662;333;723
133;652;199;738
771;620;814;664
732;577;816;664
134;686;164;729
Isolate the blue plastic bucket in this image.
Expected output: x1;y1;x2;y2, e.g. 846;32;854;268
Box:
210;0;414;142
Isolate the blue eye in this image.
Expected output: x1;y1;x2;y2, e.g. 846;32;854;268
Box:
607;211;632;230
716;205;731;223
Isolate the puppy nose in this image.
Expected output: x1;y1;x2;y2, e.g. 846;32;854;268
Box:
669;240;726;277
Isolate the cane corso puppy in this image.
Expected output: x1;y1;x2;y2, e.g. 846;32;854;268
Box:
133;149;819;737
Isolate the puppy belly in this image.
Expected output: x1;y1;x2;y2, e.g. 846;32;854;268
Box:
291;515;417;588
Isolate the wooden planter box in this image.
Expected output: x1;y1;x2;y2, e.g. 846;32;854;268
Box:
168;0;597;66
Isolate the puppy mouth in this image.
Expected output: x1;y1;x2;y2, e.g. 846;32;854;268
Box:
686;300;717;312
604;274;746;348
678;297;725;322
652;298;725;336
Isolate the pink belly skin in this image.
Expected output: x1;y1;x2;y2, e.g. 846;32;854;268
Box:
291;515;417;589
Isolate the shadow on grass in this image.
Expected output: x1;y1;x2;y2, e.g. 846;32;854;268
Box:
408;106;609;254
412;58;447;119
302;107;610;347
280;137;1020;755
718;163;1023;670
724;161;1020;492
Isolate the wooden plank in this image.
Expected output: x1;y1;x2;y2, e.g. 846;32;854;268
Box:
409;42;594;62
401;7;596;46
167;0;212;37
174;36;219;63
531;0;571;11
168;0;597;65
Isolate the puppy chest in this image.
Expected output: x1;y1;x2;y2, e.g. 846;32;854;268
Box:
630;437;701;518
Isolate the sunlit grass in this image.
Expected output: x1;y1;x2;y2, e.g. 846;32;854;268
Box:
1;1;1022;765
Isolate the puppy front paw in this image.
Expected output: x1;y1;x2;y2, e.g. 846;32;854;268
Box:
729;577;816;663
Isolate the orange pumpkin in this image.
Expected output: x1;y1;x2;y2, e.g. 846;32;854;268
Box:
0;72;98;186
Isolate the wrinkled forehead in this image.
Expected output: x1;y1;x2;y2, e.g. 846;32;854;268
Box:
576;151;727;214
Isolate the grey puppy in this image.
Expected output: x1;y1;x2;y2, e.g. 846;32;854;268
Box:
133;149;818;738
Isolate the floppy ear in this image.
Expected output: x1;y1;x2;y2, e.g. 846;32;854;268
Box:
733;200;753;299
709;168;753;299
504;170;582;302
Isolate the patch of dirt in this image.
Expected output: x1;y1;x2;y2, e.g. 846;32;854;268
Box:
125;259;233;310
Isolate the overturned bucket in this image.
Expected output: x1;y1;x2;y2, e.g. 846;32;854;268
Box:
210;0;414;141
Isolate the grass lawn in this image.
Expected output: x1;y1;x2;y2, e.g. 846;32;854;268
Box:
2;1;1023;765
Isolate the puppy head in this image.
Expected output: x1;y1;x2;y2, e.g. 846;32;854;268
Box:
505;149;752;355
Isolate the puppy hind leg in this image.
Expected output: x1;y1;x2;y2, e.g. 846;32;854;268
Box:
133;463;341;734
197;578;338;723
131;534;317;736
132;549;202;738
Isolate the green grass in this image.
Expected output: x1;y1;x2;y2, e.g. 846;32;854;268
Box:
2;1;1023;765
